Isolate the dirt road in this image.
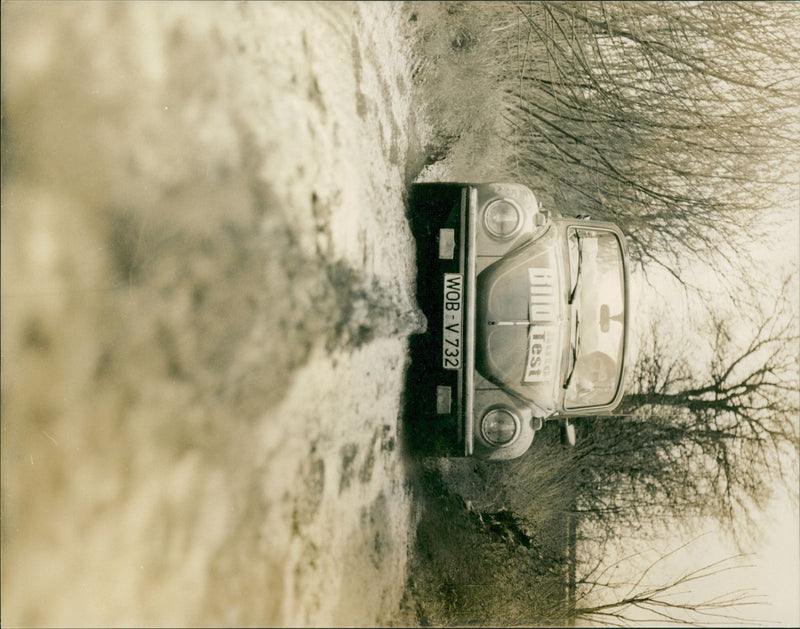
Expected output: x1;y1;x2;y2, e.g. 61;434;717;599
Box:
1;3;427;625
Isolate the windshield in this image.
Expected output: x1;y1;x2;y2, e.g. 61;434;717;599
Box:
564;227;626;409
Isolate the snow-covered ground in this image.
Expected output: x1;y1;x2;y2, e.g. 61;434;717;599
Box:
1;2;425;625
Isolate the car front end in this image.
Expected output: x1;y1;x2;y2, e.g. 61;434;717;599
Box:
406;182;629;460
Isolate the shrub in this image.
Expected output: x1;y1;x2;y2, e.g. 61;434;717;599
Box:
404;1;517;181
403;462;572;626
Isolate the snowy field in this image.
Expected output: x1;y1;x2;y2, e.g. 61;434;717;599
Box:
1;3;426;625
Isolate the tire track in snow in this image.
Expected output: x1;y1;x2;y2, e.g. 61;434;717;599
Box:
1;2;423;627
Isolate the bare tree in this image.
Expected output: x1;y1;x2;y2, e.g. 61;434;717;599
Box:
573;539;766;627
504;1;800;288
565;276;798;546
627;280;798;533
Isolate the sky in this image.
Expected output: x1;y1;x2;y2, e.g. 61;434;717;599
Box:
580;500;799;627
614;195;800;626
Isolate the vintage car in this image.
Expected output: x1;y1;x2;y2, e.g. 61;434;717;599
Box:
405;182;630;460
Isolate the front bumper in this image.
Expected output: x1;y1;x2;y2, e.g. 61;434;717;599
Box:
406;184;477;456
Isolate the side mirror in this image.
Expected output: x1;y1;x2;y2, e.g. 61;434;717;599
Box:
560;419;576;447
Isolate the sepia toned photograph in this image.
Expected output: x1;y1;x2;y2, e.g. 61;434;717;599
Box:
1;1;798;626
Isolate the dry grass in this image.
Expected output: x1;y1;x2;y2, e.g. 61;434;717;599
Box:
403;1;517;181
402;427;577;626
403;461;572;626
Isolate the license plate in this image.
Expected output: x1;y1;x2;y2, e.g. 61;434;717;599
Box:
442;273;463;370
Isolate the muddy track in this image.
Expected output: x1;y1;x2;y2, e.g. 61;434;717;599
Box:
2;3;426;626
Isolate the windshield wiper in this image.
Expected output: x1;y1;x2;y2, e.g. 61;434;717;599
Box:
563;310;581;390
569;232;582;304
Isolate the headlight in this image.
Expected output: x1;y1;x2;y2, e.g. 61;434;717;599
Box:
484;199;523;240
480;408;520;447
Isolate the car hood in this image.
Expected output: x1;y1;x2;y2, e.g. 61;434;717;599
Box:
475;228;567;411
